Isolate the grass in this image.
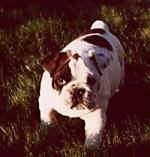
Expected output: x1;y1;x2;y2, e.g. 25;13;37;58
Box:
0;109;150;157
0;3;150;157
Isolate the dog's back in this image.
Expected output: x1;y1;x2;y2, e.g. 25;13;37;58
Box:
62;21;124;96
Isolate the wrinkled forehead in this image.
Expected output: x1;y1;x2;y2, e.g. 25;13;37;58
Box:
43;49;98;81
68;54;94;79
51;52;85;78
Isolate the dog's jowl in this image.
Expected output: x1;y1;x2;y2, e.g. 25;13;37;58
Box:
39;20;125;150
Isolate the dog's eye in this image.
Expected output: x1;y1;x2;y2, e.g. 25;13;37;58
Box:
52;77;66;90
87;76;96;86
57;77;66;85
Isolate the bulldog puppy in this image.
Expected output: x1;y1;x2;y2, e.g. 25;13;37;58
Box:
39;20;125;149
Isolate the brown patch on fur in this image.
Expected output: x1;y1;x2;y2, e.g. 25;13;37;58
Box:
90;28;106;34
83;35;113;51
42;51;73;91
52;56;72;90
42;53;69;75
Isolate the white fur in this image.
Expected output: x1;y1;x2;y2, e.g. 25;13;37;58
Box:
39;20;125;149
90;20;110;31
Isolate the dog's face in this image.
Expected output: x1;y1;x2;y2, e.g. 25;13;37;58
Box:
42;51;102;110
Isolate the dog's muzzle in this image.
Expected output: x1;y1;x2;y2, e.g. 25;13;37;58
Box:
70;87;95;109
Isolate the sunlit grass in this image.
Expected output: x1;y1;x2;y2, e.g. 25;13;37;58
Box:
0;116;149;156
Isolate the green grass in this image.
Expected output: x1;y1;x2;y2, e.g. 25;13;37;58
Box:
0;115;150;156
0;3;150;157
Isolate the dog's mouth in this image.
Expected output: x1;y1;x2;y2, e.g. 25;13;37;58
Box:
70;99;95;110
70;89;95;110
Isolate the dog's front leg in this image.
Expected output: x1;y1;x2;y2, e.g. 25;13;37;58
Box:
39;96;67;125
81;108;106;150
39;104;53;125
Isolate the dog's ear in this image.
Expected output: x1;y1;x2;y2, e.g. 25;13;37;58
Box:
41;53;57;74
41;38;61;74
41;52;69;75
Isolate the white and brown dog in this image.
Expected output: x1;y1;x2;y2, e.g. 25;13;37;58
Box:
39;20;125;149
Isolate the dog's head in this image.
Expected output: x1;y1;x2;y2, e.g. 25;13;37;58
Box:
42;33;114;112
42;50;103;110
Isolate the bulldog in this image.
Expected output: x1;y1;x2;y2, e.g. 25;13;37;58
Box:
39;20;125;149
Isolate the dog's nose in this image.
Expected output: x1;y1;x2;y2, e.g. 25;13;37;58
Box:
74;88;85;98
71;88;85;108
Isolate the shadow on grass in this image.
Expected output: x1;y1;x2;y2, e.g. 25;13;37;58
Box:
101;143;150;157
107;64;150;122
